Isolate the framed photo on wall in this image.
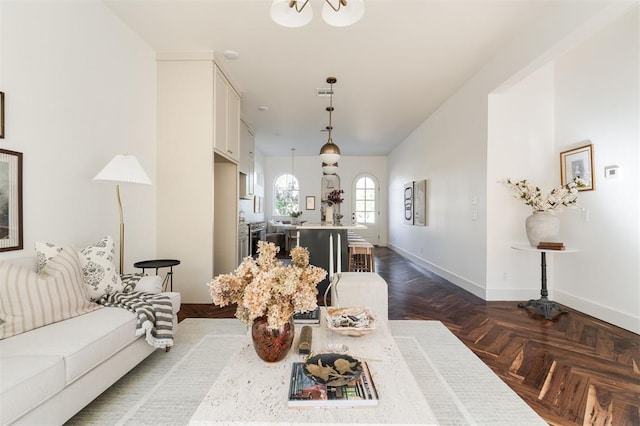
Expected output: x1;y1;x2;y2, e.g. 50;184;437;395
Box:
305;196;315;210
403;182;413;225
413;179;428;226
0;149;23;251
560;143;594;191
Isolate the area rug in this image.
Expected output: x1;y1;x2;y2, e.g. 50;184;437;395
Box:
67;319;545;425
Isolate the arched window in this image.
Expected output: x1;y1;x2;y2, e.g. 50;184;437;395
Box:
273;173;299;216
354;176;376;224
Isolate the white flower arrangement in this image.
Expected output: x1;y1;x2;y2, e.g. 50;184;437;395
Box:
504;177;586;213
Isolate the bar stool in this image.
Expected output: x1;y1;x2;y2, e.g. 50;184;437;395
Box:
348;241;375;272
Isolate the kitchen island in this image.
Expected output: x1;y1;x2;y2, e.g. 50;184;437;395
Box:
296;222;366;301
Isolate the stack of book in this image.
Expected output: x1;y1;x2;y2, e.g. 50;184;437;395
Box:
537;242;565;250
293;307;320;324
288;361;379;407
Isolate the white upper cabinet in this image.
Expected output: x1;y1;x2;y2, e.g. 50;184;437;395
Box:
239;119;255;199
214;65;240;162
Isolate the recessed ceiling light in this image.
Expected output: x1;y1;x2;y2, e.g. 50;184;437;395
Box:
223;50;239;60
258;106;269;111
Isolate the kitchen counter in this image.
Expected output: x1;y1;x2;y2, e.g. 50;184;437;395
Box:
297;224;366;300
296;222;366;230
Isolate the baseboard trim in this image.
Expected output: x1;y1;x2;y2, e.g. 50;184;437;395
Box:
387;243;486;299
554;289;640;334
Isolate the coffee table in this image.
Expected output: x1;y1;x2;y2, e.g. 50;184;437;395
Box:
189;309;437;425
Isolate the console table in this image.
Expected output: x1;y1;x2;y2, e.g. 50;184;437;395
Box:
512;245;578;320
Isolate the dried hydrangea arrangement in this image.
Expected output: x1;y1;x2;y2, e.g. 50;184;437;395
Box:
208;241;327;329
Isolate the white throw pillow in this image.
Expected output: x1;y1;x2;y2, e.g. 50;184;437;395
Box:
135;275;163;294
0;247;101;339
35;236;123;301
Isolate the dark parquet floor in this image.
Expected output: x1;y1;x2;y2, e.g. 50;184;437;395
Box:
179;246;640;426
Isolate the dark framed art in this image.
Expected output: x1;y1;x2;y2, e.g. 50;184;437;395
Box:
306;196;315;210
0;91;4;139
560;143;594;191
0;149;23;251
403;181;413;224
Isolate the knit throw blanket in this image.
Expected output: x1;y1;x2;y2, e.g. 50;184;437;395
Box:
98;291;174;349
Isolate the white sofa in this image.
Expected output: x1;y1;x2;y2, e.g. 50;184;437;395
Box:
0;255;181;425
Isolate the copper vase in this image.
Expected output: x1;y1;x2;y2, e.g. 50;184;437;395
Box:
250;316;295;363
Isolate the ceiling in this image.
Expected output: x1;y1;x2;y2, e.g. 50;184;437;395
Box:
104;0;556;157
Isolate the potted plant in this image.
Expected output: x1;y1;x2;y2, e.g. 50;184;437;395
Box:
503;177;585;246
325;189;344;223
290;210;303;225
208;241;326;362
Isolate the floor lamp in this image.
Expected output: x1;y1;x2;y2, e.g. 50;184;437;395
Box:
93;154;151;273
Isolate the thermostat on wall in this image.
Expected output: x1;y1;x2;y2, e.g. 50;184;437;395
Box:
604;165;621;180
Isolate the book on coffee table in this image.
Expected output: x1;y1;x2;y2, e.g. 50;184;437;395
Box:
293;307;320;324
287;361;379;407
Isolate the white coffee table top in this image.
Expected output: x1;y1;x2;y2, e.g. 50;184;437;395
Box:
189;310;437;425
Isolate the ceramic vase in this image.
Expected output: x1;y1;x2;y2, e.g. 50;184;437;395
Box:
250;316;294;363
325;206;334;223
525;211;560;247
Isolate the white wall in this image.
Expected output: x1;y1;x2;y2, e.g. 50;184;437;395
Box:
0;2;157;271
487;63;557;299
264;155;388;245
156;58;214;303
388;1;638;333
553;8;639;332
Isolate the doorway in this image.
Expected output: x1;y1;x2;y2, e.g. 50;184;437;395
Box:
351;174;379;245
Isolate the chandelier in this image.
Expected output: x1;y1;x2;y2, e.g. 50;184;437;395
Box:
270;0;365;28
319;77;340;174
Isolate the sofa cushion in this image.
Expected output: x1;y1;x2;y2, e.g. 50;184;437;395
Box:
0;356;65;425
0;247;102;339
120;273;163;294
135;275;163;294
0;292;181;384
36;236;123;301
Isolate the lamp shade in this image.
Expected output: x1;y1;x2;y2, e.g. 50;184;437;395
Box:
271;0;313;28
322;0;364;27
93;154;151;185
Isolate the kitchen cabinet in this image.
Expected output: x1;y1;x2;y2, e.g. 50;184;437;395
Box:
239;119;254;199
214;65;240;163
156;53;239;303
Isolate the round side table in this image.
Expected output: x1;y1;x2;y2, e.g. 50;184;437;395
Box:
133;259;180;292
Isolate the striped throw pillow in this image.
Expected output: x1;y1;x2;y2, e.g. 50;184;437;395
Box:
0;247;101;339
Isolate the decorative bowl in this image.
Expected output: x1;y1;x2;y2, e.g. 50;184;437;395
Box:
303;353;363;386
326;307;377;337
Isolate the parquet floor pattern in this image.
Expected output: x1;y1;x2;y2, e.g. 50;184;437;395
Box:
179;247;640;426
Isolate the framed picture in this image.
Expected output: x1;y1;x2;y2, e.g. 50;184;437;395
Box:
305;196;315;210
253;195;263;213
413;179;428;226
403;182;413;225
0;149;23;251
0;91;4;139
560;143;594;191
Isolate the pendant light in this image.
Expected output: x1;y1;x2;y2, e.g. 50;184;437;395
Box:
319;76;341;168
270;0;365;28
322;162;338;175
